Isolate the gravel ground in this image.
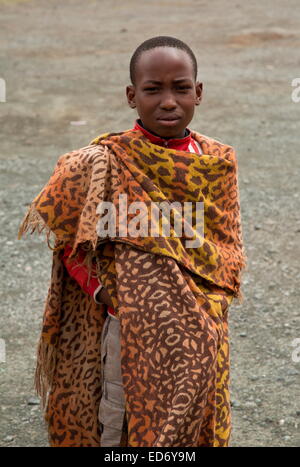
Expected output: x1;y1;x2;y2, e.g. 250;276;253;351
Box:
0;0;299;447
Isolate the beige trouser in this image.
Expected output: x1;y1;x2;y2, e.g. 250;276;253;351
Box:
99;313;126;447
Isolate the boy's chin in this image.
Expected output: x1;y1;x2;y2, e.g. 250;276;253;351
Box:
158;129;185;139
153;124;187;139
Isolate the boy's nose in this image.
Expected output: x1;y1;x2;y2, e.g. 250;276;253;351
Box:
160;93;177;109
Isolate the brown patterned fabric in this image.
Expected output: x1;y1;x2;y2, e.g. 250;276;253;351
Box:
18;129;246;446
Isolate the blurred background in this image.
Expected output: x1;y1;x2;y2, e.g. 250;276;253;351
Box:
0;0;299;447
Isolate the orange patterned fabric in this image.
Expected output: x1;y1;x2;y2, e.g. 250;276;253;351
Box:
18;129;246;446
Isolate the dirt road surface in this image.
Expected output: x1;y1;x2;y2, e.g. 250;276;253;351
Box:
0;0;299;447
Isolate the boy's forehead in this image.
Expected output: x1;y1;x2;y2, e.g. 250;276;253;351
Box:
135;47;195;82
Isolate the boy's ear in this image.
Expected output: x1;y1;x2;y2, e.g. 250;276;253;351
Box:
195;82;203;106
126;85;136;108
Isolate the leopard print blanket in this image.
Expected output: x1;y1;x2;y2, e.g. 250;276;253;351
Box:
18;129;246;446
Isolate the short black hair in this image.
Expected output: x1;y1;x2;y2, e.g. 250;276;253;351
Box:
129;36;198;85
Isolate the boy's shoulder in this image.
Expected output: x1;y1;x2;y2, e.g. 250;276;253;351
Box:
55;142;108;168
191;130;236;160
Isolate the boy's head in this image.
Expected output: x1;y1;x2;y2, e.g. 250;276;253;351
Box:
126;36;202;139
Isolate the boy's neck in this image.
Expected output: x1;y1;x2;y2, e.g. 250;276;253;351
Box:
136;119;189;140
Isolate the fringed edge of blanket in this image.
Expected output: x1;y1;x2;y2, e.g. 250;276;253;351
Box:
35;336;57;410
17;204;60;251
18;202;103;286
18;205;63;411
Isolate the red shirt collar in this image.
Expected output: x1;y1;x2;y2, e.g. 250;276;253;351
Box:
133;120;193;151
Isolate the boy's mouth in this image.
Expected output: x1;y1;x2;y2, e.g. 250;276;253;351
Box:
157;116;181;126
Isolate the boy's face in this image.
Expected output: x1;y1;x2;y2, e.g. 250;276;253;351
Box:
126;47;202;139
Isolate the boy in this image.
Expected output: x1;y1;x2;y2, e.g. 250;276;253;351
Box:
18;36;246;447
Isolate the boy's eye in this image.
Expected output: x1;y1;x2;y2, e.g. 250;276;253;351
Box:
177;86;192;91
144;87;159;92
